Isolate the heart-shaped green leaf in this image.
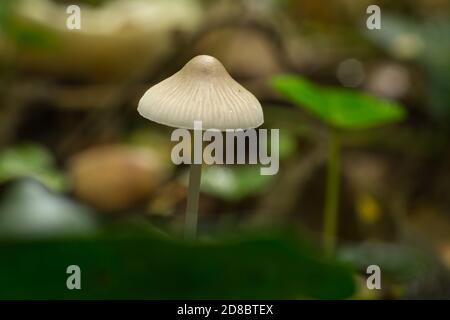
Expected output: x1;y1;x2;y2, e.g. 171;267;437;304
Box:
272;75;406;129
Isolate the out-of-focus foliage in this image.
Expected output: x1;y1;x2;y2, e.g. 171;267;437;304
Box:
366;15;450;121
0;0;56;49
0;0;203;80
198;130;295;202
272;75;406;129
0;229;355;299
0;179;96;238
338;243;428;283
0;144;66;191
200;166;273;202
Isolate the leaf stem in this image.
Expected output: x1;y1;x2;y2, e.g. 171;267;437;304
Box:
323;129;341;255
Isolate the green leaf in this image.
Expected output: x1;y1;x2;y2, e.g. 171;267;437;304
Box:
0;1;57;50
0;144;67;191
272;75;406;130
0;230;355;299
365;15;450;120
200;166;273;201
338;243;428;283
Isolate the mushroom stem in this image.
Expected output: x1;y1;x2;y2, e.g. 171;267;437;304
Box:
185;162;202;239
323;129;341;255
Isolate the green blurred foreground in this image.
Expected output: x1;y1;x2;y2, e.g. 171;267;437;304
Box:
0;208;355;299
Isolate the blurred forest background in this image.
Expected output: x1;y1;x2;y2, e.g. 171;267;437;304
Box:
0;0;449;299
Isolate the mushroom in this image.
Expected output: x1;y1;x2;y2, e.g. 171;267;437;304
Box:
138;55;263;238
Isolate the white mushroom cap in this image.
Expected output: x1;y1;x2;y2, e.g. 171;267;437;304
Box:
138;55;264;130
